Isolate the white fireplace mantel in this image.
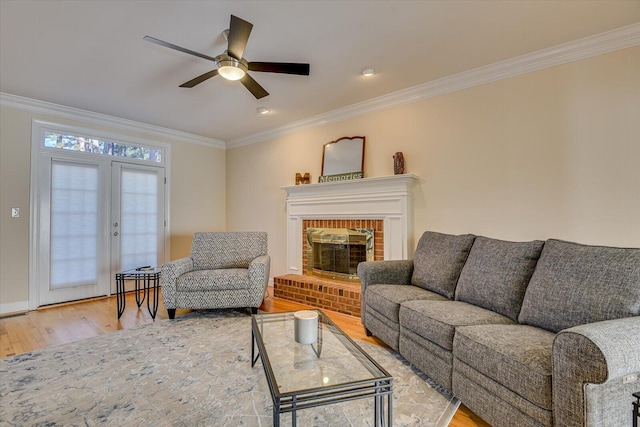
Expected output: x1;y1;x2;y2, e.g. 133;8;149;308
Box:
281;174;419;275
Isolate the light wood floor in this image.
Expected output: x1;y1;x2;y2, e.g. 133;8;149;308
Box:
0;289;490;427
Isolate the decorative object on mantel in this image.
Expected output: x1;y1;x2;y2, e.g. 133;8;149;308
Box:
295;173;311;185
319;136;365;183
393;152;405;175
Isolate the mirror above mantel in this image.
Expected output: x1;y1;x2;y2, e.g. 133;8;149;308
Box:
319;136;365;182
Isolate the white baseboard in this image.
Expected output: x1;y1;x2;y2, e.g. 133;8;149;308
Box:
0;300;29;316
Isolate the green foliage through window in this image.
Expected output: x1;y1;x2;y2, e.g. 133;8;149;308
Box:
44;131;162;163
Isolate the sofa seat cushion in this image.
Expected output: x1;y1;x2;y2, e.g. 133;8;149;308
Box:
454;324;555;410
411;231;476;298
519;239;640;332
454;236;544;321
400;300;515;351
365;284;447;323
176;269;250;292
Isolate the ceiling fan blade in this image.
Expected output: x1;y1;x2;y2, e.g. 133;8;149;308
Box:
248;62;310;75
179;69;219;88
240;74;269;99
143;35;218;62
227;15;253;60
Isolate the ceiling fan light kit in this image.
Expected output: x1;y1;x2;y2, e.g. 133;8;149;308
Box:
217;55;247;81
144;15;310;99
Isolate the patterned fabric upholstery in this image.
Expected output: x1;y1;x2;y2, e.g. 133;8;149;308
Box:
161;232;270;316
518;239;640;332
176;269;250;292
191;232;268;270
411;231;475;299
455;237;544;321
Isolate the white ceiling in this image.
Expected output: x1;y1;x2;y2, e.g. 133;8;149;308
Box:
1;1;638;143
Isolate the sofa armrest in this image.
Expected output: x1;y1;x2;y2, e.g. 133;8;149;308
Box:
357;260;414;323
553;316;640;427
160;257;194;308
357;260;414;289
248;255;271;307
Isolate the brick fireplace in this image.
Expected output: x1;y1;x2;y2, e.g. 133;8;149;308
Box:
275;174;418;317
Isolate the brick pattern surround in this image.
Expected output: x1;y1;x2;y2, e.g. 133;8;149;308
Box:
274;219;384;317
274;275;362;317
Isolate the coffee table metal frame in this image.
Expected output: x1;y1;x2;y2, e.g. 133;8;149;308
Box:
115;268;160;320
633;391;640;427
251;310;393;427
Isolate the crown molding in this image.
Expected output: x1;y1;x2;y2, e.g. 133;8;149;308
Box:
227;22;640;149
0;92;226;149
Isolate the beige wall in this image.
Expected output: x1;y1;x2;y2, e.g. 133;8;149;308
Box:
2;46;638;312
0;106;226;311
226;46;640;278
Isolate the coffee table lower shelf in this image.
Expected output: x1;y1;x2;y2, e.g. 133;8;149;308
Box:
251;310;393;427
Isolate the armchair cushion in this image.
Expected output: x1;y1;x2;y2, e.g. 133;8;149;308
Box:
191;231;268;270
176;269;250;292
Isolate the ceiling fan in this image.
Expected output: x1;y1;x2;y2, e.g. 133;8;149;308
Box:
144;15;310;99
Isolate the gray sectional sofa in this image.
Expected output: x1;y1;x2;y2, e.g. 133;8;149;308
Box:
358;231;640;427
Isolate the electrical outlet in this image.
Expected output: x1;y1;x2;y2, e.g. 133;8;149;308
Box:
623;373;638;384
11;207;20;218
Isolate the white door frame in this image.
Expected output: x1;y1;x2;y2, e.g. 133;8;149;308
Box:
29;120;170;310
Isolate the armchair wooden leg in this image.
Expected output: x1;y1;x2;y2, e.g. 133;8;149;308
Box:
250;307;258;315
365;328;373;336
167;309;176;319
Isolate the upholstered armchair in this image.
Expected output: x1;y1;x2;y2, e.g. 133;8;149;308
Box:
161;232;270;319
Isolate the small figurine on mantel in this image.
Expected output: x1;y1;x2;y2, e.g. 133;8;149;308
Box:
295;173;311;185
393;152;405;175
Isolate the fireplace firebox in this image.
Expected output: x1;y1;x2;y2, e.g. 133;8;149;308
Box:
306;228;374;281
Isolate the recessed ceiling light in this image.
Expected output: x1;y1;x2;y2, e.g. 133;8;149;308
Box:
256;107;271;115
362;68;375;77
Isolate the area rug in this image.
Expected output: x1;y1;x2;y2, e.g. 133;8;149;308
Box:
0;310;459;426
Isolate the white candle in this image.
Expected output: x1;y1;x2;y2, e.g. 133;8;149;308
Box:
294;310;318;344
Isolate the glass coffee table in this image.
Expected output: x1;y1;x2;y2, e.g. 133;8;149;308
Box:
251;310;393;426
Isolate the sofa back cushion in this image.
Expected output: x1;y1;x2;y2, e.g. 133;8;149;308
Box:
411;231;476;299
455;237;545;321
518;239;640;332
191;232;268;270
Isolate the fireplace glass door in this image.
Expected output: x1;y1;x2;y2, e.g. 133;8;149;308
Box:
306;228;374;281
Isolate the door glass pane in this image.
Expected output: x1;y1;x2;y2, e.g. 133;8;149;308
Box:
50;162;99;289
120;168;158;271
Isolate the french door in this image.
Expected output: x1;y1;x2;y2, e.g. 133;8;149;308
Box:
36;158;165;306
110;162;165;293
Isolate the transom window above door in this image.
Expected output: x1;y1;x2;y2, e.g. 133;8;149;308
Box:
43;131;163;163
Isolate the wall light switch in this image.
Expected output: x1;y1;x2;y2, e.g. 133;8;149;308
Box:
11;207;20;218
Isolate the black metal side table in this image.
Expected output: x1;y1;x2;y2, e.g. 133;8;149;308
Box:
633;391;639;427
115;268;161;320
